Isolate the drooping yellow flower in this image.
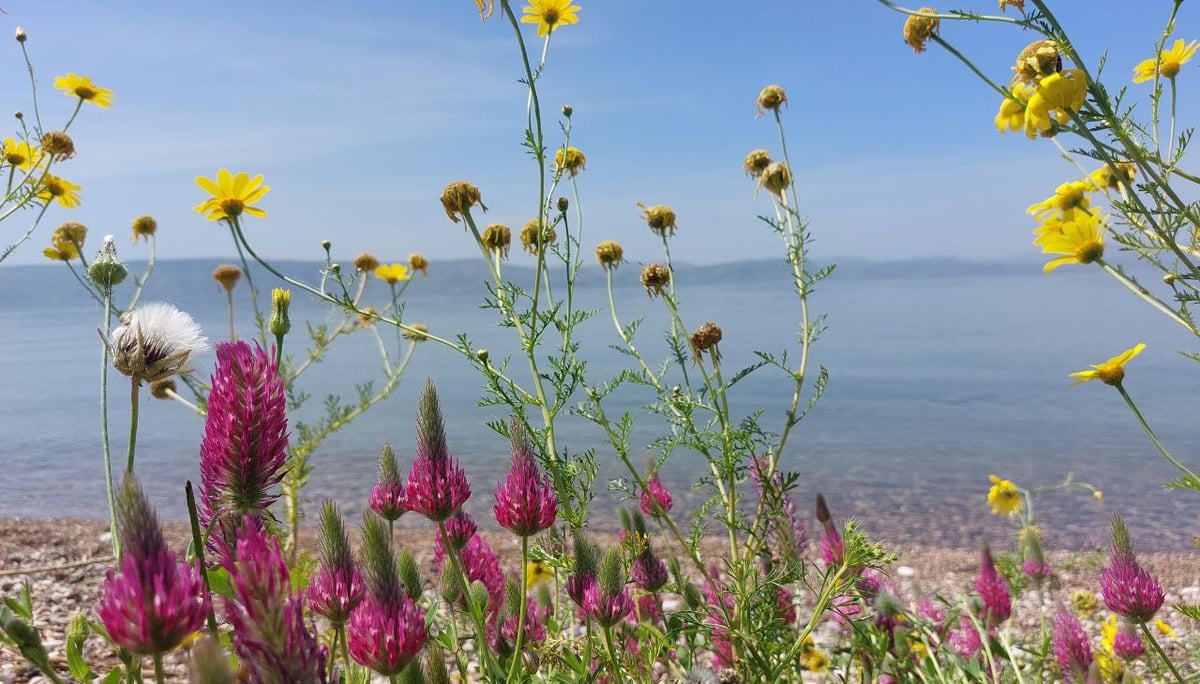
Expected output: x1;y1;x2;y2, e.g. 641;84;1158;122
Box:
994;83;1034;133
1024;69;1087;138
1;138;39;170
521;0;581;37
374;263;412;284
1155;618;1176;638
475;0;494;20
1089;163;1136;192
526;560;552;589
1133;39;1199;83
194;169;270;221
53;73;114;108
1028;180;1094;222
987;475;1020;516
1069;343;1145;386
37;174;81;208
998;0;1024;12
902;8;940;53
42;241;79;261
553;146;586;176
1039;211;1104;273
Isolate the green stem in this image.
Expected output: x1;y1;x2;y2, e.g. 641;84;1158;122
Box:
225;289;236;341
1115;382;1200;485
601;623;621;677
185;481;220;638
438;519;502;679
125;378;140;473
506;535;530;681
100;289;119;557
1141;621;1185;683
152;653;165;684
1098;260;1197;336
227;219;267;342
337;625;350;676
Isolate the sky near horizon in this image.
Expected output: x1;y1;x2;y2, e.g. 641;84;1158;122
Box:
0;1;1193;268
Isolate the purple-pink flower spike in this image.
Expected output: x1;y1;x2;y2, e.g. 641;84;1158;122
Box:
1099;514;1164;624
639;473;673;517
815;493;843;566
368;443;407;521
199;341;289;552
493;421;557;536
349;511;428;675
977;542;1012;625
307;500;364;625
97;476;210;655
1052;608;1093;683
403;381;470;521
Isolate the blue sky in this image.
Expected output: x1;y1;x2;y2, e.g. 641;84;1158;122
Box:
0;1;1191;267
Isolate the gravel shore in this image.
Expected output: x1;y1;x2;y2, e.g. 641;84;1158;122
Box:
1;518;1196;682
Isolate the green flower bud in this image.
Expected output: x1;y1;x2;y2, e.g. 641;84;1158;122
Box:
269;287;291;337
88;235;128;289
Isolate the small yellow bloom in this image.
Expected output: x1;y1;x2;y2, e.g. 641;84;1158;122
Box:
1039;211;1104;273
37;174;82;208
1155;618;1176;638
987;475;1020;516
526;560;552;589
1028;180;1094;223
521;0;580;37
53;73;114;108
1;138;39;170
995;83;1034;133
1133;39;1199;83
553;146;586;176
1089;163;1136;192
1094;490;1104;503
194;169;270;221
374;263;411;284
1069;343;1145;386
801;649;830;673
902;8;940;54
1069;589;1097;616
1024;69;1087;139
1101;614;1118;652
43;243;79;261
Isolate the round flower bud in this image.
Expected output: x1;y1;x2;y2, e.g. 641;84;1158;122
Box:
1164;272;1178;286
744;149;772;178
212;264;241;293
321;239;332;252
131;215;157;244
638;203;677;238
15;26;27;43
689;321;723;363
553;147;586;177
595;240;625;269
441;181;486;224
354;252;380;272
40;131;75;159
756;85;788;115
556;196;569;212
562;105;573;118
482;223;512;258
408;252;429;276
269;288;291;337
149;379;176;400
476;348;490;363
520;219;557;254
902;8;940;54
759;161;793;198
1013;40;1061;85
640;263;671;298
402;323;430;342
88;235;128;289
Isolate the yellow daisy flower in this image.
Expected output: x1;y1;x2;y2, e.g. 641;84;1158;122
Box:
1027;180;1094;223
374;263;412;284
801;649;830;674
1133;39;1199;83
1039;211;1104;273
53;73;114;108
37;174;82;208
42;242;79;261
1069;343;1145;386
1024;69;1087;138
194;169;270;221
994;83;1034;133
2;138;39;170
521;0;581;37
987;475;1020;516
526;560;552;589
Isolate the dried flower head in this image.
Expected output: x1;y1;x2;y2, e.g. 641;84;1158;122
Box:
1091;163;1137;191
40;131;74;159
640;263;672;298
759;161;792;198
595;240;625;269
744;149;772;177
354;252;380;272
482;223;512;258
441;180;486;224
553;146;587;176
902;9;940;53
689;321;723;363
520;219;557;254
638;203;677;238
53;221;87;251
998;0;1025;12
130;215;157;243
756;84;788;115
149;379;176;400
402;323;430;342
1014;40;1062;85
408;252;429;276
212;264;242;293
111;303;208;384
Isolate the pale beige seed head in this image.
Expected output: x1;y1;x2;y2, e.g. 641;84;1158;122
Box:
756;85;788;115
1013;40;1061;84
520;219;557;254
354;252;381;273
482;223;512;258
689;321;724;363
759;161;793;198
743;149;772;178
440;181;486;224
595;240;625;269
52;221;87;249
638;203;677;238
212;264;242;293
640;263;671;298
131;215;157;243
149;379;176;400
41;130;74;158
408;252;429;276
402;323;430;342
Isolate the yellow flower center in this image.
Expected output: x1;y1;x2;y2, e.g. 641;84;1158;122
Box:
220;198;245;217
1076;239;1104;264
543;8;560;25
1056;188;1086;211
44;180;64;196
1097;365;1125;385
1161;61;1182;78
74;86;96;100
4;153;24;165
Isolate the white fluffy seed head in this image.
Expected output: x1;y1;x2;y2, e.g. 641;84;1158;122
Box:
110;302;208;383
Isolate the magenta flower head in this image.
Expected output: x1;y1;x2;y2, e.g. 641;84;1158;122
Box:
1052;608;1093;682
631;548;669;593
368;443;406;521
199;341;289;553
223;519;327;683
494;420;557;536
567;532;601;608
1113;625;1145;660
403;381;470;521
1099;514;1164;624
348;512;428;676
815;493;843;566
307;500;364;626
97;475;209;655
977;541;1012;626
585;546;633;627
638;467;673;518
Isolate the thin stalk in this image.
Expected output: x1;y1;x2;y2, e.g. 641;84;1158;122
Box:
152;654;165;684
437;519;502;679
126;234;156;312
126;378;140;473
601;623;621;677
1098;260;1197;336
228;220;267;342
163;388;204;416
184;481;220;638
1115;382;1200;484
336;625;350;677
1140;621;1186;683
100;289;119;557
225;289;236;341
505;535;531;681
19;41;44;132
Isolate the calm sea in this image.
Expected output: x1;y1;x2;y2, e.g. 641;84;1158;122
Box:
2;258;1197;550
